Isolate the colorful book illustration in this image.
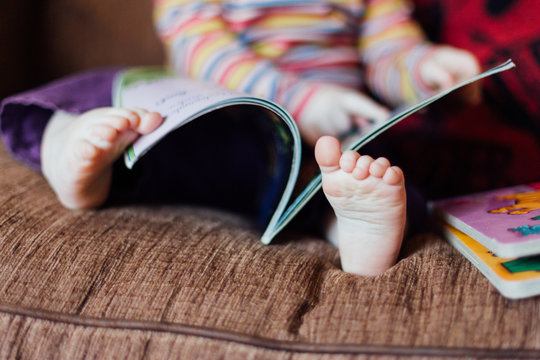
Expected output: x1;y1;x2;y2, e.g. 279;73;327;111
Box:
432;182;540;258
112;60;515;244
442;224;540;299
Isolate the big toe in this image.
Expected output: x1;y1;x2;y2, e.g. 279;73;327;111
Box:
137;111;164;134
315;136;342;172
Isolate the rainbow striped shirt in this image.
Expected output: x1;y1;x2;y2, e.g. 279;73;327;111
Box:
154;0;433;119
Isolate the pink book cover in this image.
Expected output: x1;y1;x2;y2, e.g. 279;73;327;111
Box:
432;182;540;258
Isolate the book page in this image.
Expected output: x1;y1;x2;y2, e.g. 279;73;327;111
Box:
116;76;251;168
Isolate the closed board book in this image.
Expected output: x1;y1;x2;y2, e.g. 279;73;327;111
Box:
442;224;540;299
432;182;540;259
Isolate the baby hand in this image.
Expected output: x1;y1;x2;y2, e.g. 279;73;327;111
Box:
297;84;390;146
420;46;482;104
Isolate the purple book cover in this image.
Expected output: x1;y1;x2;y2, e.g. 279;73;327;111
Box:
432;183;540;258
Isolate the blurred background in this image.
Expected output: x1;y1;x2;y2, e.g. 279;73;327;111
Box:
0;0;164;100
0;0;539;198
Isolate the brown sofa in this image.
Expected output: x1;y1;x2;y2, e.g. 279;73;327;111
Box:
1;0;540;358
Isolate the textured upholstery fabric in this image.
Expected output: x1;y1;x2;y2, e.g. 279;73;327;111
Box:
1;142;540;359
2;0;540;358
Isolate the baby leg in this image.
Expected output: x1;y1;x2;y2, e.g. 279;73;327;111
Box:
41;107;163;209
315;136;406;276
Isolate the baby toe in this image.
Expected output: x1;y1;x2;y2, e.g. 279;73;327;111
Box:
352;155;373;180
105;108;142;128
73;139;101;163
121;108;163;134
339;150;360;173
382;166;404;186
368;157;391;178
138;112;164;134
107;115;132;133
89;124;118;145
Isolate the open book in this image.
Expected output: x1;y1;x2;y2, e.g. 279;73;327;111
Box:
113;60;515;244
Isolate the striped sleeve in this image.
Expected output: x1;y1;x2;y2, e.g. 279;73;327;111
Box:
359;0;435;106
153;0;318;120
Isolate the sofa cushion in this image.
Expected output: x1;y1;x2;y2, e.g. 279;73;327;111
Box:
1;142;540;359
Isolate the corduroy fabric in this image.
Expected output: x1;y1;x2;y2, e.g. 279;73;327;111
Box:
1;142;540;359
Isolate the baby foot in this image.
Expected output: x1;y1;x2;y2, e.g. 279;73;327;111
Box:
315;136;407;276
41;107;163;209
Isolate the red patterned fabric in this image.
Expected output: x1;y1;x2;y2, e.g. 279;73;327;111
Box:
381;0;540;199
413;0;540;131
